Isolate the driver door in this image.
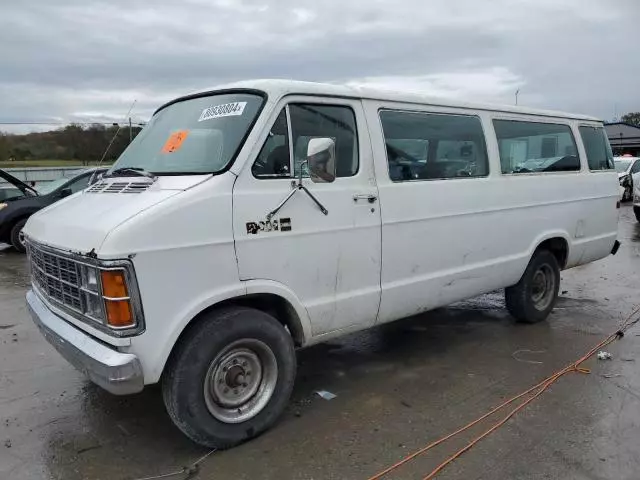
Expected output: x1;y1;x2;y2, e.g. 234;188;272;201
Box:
233;97;382;337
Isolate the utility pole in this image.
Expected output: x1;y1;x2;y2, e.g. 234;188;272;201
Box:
515;89;520;106
129;117;132;144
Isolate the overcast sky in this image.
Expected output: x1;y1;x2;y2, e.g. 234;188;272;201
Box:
1;0;639;132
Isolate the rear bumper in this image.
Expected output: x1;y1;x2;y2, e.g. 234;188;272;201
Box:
26;289;144;395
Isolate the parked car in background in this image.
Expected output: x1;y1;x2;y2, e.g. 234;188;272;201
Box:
0;185;23;201
615;155;640;202
633;171;640;223
0;168;106;252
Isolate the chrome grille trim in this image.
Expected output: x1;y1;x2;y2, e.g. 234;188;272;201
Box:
26;239;146;337
29;242;84;314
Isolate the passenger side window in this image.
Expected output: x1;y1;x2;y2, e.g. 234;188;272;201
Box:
252;104;358;179
379;110;488;182
632;160;640;174
579;126;614;171
494;120;580;174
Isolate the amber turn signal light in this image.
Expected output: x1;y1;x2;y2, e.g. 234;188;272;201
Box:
105;299;134;328
101;270;134;328
101;270;128;298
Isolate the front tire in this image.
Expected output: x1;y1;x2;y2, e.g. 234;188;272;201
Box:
162;307;296;449
505;250;560;323
10;218;28;253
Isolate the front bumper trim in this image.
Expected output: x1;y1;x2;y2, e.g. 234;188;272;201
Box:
26;289;144;395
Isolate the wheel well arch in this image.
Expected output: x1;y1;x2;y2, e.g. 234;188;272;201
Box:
174;293;306;350
535;237;569;269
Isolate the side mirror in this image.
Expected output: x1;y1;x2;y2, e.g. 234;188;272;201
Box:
307;138;336;183
59;188;72;198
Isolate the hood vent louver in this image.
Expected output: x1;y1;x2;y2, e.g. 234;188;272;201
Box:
86;179;153;194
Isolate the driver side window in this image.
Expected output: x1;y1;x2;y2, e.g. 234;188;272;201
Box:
252;104;359;179
252;109;291;178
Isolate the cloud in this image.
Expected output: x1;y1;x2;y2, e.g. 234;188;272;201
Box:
1;0;639;132
345;67;525;104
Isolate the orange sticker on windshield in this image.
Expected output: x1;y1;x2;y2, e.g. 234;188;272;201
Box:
161;130;189;153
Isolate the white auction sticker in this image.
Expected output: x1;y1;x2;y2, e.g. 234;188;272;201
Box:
198;102;247;121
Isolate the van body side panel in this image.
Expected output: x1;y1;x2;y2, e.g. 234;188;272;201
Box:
364;101;619;325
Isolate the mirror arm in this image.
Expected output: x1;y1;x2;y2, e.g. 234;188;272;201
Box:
299;184;328;216
266;169;329;221
266;187;298;221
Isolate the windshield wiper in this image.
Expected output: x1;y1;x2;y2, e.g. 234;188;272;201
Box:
105;167;156;179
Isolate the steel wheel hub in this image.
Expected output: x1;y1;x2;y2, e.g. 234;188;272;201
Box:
531;264;555;311
203;339;278;424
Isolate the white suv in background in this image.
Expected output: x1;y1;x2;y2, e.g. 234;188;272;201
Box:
615;155;640;202
633;169;640;222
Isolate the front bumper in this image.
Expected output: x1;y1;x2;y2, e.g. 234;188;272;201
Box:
26;289;144;395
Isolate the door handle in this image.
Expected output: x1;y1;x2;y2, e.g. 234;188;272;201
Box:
353;194;378;204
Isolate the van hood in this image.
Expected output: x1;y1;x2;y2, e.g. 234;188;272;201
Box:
24;175;210;254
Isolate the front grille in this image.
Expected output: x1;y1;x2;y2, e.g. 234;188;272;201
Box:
28;242;83;313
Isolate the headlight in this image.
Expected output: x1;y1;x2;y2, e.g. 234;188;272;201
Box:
0;203;7;211
81;265;99;292
80;265;104;321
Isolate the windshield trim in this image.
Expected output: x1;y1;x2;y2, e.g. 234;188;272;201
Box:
124;88;269;177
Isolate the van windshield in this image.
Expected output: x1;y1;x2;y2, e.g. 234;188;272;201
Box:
110;92;264;175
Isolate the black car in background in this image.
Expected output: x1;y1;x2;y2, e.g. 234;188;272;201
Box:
0;168;106;252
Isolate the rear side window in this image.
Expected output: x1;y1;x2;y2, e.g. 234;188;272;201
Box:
494;120;580;174
380;110;489;182
579;126;614;171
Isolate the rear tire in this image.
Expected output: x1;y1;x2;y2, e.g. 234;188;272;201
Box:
10;218;27;253
162;307;296;449
505;250;560;323
635;206;640;223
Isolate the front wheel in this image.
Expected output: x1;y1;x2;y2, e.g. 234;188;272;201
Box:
505;250;560;323
10;218;28;253
162;307;296;449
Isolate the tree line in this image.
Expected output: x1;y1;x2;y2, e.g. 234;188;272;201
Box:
0;124;142;164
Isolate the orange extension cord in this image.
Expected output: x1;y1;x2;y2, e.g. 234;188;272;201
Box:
366;306;640;480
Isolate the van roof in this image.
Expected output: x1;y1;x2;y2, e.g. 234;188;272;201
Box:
170;79;601;122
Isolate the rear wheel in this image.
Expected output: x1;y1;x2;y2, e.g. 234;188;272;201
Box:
505;250;560;323
10;218;28;253
635;206;640;223
162;307;296;449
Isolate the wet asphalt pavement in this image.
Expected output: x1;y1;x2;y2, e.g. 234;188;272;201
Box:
2;206;640;480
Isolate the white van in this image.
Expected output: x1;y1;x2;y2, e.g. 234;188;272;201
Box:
24;80;620;448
